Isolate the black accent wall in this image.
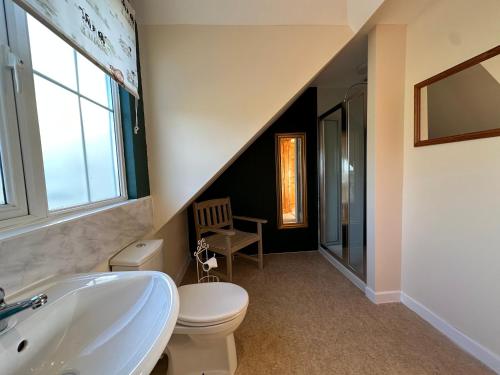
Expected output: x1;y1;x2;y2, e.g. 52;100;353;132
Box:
188;88;318;253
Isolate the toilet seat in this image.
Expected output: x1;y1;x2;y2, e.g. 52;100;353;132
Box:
176;307;247;328
177;282;248;327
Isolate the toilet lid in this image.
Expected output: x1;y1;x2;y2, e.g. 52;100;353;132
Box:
177;282;249;325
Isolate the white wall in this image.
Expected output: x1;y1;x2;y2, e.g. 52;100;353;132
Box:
401;0;500;360
347;0;384;31
366;24;406;296
135;0;348;25
146;210;191;285
139;24;353;228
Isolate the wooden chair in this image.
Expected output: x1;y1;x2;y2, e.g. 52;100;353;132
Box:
193;198;267;281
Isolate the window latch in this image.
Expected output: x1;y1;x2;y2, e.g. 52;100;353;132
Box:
1;45;23;94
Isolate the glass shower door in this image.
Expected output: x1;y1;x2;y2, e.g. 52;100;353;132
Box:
347;91;366;276
319;106;343;259
319;85;366;281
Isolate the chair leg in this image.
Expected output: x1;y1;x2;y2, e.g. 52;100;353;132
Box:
226;252;233;282
225;237;233;282
257;223;264;270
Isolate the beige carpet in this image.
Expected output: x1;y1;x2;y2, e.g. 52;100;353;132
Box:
152;251;492;374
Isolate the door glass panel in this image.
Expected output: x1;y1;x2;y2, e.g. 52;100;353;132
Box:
347;92;366;275
320;109;343;259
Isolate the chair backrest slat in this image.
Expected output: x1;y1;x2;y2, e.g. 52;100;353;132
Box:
222;204;227;223
193;197;233;239
216;205;222;225
199;208;205;226
212;207;217;224
205;207;212;226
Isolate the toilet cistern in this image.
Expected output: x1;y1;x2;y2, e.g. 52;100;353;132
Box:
0;287;48;332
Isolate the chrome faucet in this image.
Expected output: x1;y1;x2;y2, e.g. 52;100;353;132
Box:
0;287;48;332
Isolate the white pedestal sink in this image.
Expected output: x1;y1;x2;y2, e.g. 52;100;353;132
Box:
0;271;179;375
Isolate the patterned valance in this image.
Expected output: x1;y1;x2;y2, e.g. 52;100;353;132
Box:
14;0;139;98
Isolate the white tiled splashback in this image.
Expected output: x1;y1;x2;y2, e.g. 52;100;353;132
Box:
0;197;153;295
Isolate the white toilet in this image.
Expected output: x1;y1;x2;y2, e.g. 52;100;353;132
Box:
110;240;249;375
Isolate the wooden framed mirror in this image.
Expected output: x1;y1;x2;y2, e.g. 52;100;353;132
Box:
414;45;500;147
275;133;307;229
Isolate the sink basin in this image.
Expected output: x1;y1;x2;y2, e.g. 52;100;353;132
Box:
0;271;179;375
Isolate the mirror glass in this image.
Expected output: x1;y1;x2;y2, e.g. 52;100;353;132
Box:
416;48;500;145
276;133;307;229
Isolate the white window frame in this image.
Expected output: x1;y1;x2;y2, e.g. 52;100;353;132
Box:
0;0;30;222
0;0;127;230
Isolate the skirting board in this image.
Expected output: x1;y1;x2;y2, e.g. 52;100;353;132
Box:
365;287;401;304
401;293;500;374
319;248;366;291
319;248;400;303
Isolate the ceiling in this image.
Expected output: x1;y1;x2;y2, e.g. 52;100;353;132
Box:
311;0;436;89
312;34;368;88
133;0;348;25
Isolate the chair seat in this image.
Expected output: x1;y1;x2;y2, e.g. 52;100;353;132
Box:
205;230;260;254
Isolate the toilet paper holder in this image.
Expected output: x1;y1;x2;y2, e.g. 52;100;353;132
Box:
194;239;219;283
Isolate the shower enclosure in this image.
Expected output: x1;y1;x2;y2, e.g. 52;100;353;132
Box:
318;84;367;281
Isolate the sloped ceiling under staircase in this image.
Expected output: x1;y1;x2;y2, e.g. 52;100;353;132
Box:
135;0;384;228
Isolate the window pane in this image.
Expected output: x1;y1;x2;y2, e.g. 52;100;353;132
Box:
34;76;88;210
0;161;5;205
81;99;120;202
276;134;307;228
281;138;298;223
26;14;123;213
77;53;113;109
27;16;77;90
